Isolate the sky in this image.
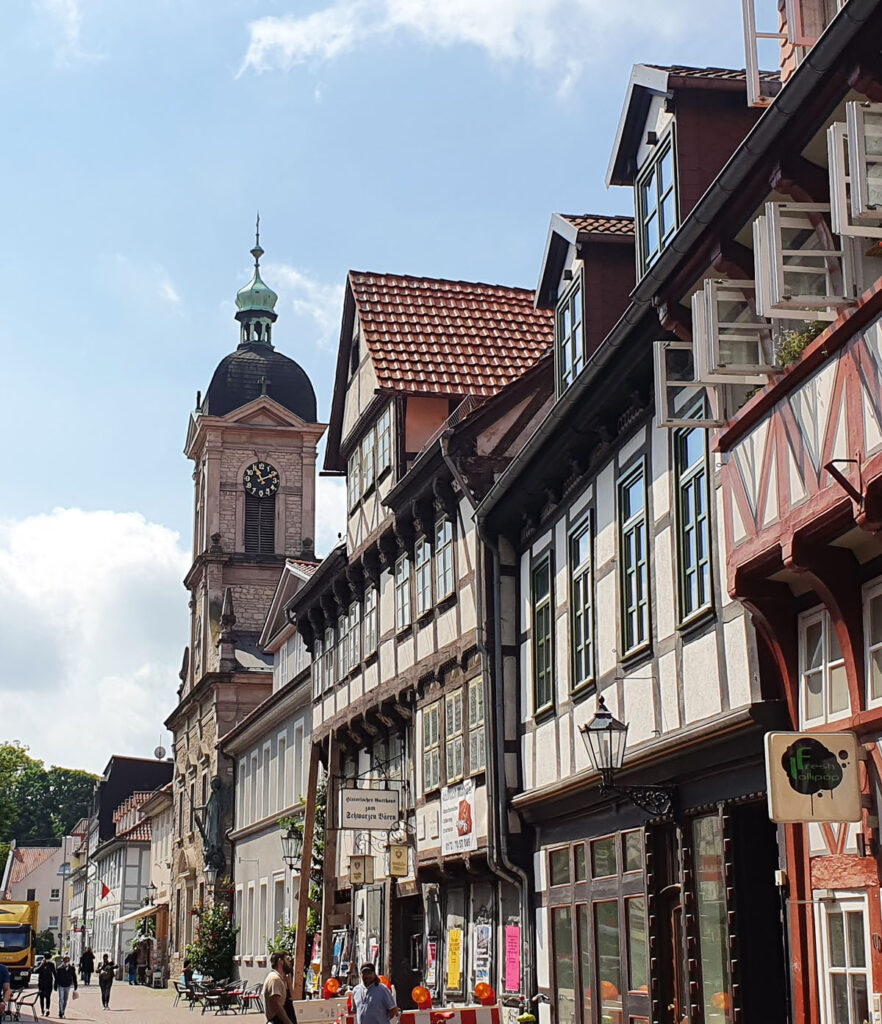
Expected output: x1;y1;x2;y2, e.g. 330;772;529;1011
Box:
0;0;749;774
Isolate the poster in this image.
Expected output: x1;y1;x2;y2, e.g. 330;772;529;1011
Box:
441;779;478;855
474;924;491;984
447;928;463;990
504;926;520;992
425;938;438;987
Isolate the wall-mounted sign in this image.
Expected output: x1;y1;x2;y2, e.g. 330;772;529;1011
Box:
441;779;477;856
425;938;438;988
765;731;862;823
504;926;520;993
340;789;401;830
446;928;463;990
389;844;409;878
349;855;375;886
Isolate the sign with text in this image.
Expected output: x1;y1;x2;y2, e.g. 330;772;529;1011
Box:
765;731;862;822
389;843;409;877
441;779;477;855
349;855;375;886
504;926;520;992
340;788;400;830
446;928;463;990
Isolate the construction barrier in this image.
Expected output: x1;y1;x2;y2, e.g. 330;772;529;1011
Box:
295;997;351;1023
345;1005;502;1024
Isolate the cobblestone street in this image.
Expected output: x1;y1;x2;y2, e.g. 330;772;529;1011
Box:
14;982;255;1024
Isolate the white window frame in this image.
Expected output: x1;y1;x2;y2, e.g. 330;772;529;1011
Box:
863;577;882;709
846;100;882;224
361;430;376;493
674;416;712;624
705;278;778;375
276;731;288;813
531;553;554;713
237;759;246;829
415;536;432;616
262;742;271;819
348;449;362;509
249;752;258;826
569;516;594;692
815;893;871;1024
322;627;335;692
798;605;850;728
350;601;362;669
445;690;464;783
395;555;411;631
312;635;324;699
423;702;440;793
619;463;650;654
50;889;60;901
556;276;584;394
338;612;350;678
654;339;727;430
467;678;485;775
740;0;784;108
377;406;393;473
293;721;305;800
637;133;677;275
364;585;379;654
435;517;454;599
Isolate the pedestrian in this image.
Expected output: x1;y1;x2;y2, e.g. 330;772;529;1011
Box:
125;950;137;985
352;964;399;1024
36;956;56;1015
98;953;117;1009
182;958;194;988
55;954;78;1019
0;961;10;1019
263;951;297;1024
79;946;95;985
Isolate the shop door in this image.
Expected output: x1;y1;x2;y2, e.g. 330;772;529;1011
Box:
391;895;423;1010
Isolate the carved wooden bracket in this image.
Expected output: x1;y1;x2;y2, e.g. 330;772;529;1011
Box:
654;299;692;342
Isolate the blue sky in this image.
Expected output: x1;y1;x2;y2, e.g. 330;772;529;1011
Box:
0;0;748;771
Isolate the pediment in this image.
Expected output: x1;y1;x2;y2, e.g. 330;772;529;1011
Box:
224;396;312;429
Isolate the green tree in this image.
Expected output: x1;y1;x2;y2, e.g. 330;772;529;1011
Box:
185;902;238;980
35;930;56;956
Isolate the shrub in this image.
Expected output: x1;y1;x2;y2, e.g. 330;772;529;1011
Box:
184;902;238;981
774;321;826;366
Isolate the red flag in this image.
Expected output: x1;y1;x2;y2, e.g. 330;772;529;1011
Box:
101;883;110;899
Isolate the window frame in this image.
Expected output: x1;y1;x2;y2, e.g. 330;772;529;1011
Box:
322;626;335;693
364;585;379;655
445;690;464;784
798;604;850;728
377;406;393;474
435;516;455;600
673;412;713;625
423;701;441;793
568;515;594;694
467;677;485;775
636;131;678;277
816;893;872;1024
395;555;412;631
618;462;650;656
415;535;432;617
531;552;554;714
556;275;585;395
864;576;882;709
348;449;362;510
348;600;362;670
361;429;376;494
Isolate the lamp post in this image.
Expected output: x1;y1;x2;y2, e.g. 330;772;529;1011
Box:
579;696;674;816
145;882;157;906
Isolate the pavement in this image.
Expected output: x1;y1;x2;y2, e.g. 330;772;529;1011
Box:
8;981;259;1024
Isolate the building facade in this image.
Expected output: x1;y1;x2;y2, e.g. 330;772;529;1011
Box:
139;783;173;974
1;845;66;940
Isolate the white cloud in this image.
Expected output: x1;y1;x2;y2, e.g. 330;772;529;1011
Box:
240;0;701;92
112;254;184;310
0;509;189;773
314;476;346;556
33;0;102;66
158;269;182;306
266;263;344;348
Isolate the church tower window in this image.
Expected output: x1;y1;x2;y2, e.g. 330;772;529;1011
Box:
244;492;275;553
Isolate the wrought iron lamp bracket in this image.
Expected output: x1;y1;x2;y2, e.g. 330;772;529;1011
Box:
599;770;674;817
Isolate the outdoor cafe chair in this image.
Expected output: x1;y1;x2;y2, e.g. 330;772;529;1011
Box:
239;983;264;1014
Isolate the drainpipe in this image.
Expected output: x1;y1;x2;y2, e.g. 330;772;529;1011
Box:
439;434;534;1000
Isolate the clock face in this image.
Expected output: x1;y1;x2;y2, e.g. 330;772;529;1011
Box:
243;461;280;498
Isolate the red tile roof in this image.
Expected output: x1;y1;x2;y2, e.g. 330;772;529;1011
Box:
116;821;151;843
349;272;554;398
559;214;634;236
8;847;59;884
647;64;781;83
287;559;320;576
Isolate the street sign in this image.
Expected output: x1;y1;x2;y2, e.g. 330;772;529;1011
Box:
339;789;400;830
765;731;862;822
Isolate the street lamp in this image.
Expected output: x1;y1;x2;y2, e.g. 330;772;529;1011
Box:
281;829;304;872
579;696;673;816
145;882;157;906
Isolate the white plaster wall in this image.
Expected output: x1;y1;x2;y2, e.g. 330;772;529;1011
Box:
682;631;723;723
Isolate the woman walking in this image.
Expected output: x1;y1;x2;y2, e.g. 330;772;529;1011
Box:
98;954;117;1009
36;956;56;1016
55;955;78;1019
79;946;95;985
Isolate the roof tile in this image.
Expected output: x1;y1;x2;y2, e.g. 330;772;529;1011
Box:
559;214;635;236
645;63;781;83
8;847;58;884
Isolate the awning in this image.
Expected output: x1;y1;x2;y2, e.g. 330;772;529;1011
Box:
111;904;159;926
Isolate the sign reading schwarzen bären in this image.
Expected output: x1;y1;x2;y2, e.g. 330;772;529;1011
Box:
765;731;861;823
339;788;400;830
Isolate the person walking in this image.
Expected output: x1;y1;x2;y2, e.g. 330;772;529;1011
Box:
125;950;137;985
55;955;78;1019
79;946;95;985
352;964;399;1024
97;954;117;1009
36;956;56;1015
263;951;297;1024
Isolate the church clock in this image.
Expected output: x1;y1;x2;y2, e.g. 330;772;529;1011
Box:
243;461;280;498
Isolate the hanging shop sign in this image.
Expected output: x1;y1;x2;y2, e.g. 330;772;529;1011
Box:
765;731;862;823
389;843;409;878
340;789;401;830
441;779;477;855
349;855;376;886
446;928;463;990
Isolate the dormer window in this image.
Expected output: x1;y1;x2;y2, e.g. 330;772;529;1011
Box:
556;277;584;394
637;135;677;275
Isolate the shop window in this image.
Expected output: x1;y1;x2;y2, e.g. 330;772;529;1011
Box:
532;554;554;712
364;586;379;655
591;836;617;878
435;517;455;599
569;518;594;692
467;678;485;775
415;536;432;616
674;419;711;622
549;848;571;887
627;897;648;993
692;815;731;1023
799;605;849;726
618;466;649;654
423;702;440;792
818;896;870;1024
622;831;643;873
446;691;464;783
595;901;622;1018
395;556;411;631
864;578;882;706
556;277;584;394
552;906;577;1024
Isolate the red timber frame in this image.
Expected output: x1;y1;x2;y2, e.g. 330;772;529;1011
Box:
717;283;882;1024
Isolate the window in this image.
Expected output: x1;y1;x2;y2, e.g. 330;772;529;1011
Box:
637;137;676;273
468;678;485;774
50;888;60;901
262;744;271;818
692;815;730;1023
675;421;711;621
532;554;553;712
49;916;58;928
249;753;258;824
322;627;335;692
435;518;454;599
312;635;324;699
26;889;35;903
377;406;392;473
423;702;440;791
348;450;362;509
594;902;622;1020
445;691;464;782
244;493;275;554
273;877;286;935
569;519;593;691
395;556;411;630
364;586;378;654
348;601;361;670
556;279;584;393
818;896;870;1024
414;536;432;616
338;612;350;678
361;431;376;492
619;465;649;653
277;733;287;812
866;579;882;706
237;759;246;827
289;633;305;678
799;606;848;726
552;906;577;1024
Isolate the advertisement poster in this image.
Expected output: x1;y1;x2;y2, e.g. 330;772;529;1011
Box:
426;939;438;987
446;928;463;990
474;924;491;984
441;779;478;855
504;926;520;992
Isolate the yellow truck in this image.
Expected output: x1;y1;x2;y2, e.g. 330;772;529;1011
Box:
0;902;39;988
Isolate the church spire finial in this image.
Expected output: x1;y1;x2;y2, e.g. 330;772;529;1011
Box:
251;211;264;268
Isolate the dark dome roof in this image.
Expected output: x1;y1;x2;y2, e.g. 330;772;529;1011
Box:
202;343;317;421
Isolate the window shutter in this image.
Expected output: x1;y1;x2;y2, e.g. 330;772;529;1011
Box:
244;493;276;554
705;278;778;375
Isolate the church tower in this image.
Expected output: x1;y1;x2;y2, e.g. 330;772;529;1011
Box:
165;228;326;964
